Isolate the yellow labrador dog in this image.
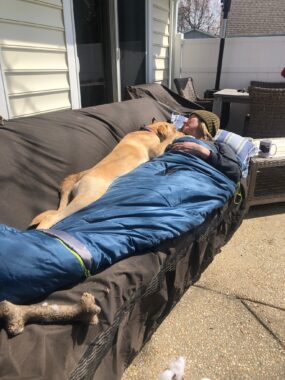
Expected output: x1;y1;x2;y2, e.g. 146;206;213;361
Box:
31;120;183;229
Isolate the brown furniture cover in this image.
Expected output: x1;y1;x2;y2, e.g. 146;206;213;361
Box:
125;82;205;113
0;97;247;380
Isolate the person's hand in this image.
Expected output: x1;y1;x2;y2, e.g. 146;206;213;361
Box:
171;141;211;160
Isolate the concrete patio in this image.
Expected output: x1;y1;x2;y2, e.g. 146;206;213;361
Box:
122;202;285;380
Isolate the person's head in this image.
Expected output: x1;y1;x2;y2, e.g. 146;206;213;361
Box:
181;110;220;140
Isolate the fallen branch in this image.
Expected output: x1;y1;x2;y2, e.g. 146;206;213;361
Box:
0;292;101;336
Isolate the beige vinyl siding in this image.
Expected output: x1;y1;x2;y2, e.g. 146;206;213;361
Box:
6;72;69;94
153;45;168;59
153;20;169;36
28;0;63;7
9;91;70;116
154;58;168;70
1;49;68;70
152;33;169;47
152;0;170;85
0;0;71;118
1;0;63;28
0;23;66;49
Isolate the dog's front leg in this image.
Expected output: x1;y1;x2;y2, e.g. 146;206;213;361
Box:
156;133;183;156
30;209;58;227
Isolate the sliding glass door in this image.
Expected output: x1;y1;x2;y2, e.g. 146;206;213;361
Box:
72;0;114;107
72;0;146;106
117;0;146;99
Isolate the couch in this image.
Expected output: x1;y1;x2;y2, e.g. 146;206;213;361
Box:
0;97;247;380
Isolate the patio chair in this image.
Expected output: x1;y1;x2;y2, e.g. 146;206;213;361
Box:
174;77;213;111
250;81;285;89
243;86;285;138
243;86;285;210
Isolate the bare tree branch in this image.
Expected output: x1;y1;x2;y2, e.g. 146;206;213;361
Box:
177;0;221;35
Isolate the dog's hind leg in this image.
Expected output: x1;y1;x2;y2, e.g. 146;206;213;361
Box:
30;170;90;228
57;171;89;210
36;177;111;229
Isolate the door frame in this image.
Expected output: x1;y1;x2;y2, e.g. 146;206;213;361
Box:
63;0;121;105
0;49;11;119
114;0;150;99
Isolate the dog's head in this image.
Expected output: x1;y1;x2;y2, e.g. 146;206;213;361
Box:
143;119;181;142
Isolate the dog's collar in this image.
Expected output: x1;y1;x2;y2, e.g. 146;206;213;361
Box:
140;126;156;134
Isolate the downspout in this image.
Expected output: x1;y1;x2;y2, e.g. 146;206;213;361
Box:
145;0;153;82
112;0;121;102
214;0;232;90
62;0;81;109
169;0;180;89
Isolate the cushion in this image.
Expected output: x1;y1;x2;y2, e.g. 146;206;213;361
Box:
213;130;258;177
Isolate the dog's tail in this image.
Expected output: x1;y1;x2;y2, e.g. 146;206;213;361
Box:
158;356;185;380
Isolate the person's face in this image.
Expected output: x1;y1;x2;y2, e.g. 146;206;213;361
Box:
181;115;200;137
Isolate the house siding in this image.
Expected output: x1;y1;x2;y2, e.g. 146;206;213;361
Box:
151;0;170;85
226;0;285;37
0;0;71;118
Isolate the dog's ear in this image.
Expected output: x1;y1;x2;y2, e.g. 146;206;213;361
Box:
152;117;157;124
157;123;169;141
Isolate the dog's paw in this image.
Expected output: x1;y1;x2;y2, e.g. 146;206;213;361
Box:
30;210;58;228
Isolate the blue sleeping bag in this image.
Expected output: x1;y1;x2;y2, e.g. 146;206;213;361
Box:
0;137;237;304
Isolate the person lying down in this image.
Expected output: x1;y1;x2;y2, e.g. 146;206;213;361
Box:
0;111;242;305
170;110;241;183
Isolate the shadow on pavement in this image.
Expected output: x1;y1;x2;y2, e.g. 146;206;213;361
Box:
246;202;285;219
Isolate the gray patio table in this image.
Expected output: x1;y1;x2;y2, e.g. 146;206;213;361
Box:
212;89;249;129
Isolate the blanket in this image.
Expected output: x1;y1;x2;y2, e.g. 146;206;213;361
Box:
0;138;237;304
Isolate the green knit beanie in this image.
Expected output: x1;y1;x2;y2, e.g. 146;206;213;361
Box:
191;110;220;137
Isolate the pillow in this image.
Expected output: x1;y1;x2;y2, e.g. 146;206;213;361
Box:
213;130;258;177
